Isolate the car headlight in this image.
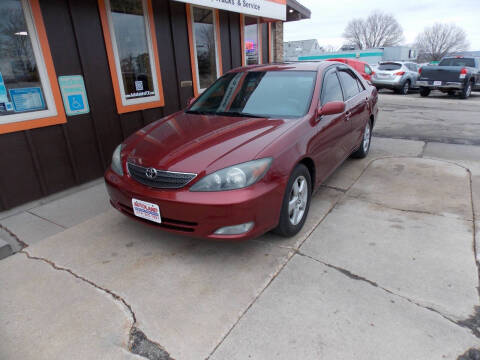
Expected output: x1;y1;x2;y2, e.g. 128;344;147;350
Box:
190;158;272;192
111;144;124;176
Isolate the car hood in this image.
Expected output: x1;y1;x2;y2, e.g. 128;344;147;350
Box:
124;111;292;174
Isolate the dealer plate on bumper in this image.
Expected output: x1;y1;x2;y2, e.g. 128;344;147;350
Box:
132;198;162;224
433;81;442;86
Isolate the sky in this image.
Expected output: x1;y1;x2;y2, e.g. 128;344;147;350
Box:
284;0;480;51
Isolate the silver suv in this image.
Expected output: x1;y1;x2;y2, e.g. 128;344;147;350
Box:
371;61;419;94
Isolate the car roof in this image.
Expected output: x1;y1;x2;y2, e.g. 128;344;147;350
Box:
228;61;333;73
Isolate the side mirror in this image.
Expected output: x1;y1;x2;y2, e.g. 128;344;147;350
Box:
318;101;345;117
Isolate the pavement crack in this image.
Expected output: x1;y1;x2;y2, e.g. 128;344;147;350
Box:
420;141;428;158
20;249;173;360
296;250;480;339
0;223;28;250
345;194;469;220
319;184;347;193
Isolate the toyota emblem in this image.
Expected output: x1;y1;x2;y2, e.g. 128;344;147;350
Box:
145;167;157;179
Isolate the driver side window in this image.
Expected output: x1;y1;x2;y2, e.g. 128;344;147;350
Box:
321;70;344;105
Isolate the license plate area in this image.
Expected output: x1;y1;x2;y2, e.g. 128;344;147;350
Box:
433;81;442;86
132;198;162;224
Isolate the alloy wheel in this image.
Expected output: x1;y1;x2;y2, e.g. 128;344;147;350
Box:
288;176;308;226
363;122;371;153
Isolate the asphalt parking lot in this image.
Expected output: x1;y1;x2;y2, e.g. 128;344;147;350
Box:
1;91;480;360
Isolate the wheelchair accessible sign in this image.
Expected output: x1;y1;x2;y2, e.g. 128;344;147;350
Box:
58;75;90;116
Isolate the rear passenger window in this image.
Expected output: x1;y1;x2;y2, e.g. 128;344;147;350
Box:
364;65;372;75
321;70;344;105
338;71;360;100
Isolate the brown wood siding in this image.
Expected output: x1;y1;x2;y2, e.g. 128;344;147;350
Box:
0;0;242;211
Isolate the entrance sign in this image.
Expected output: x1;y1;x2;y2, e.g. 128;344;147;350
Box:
175;0;286;21
58;75;90;116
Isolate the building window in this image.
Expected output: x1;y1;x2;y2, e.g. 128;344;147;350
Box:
187;5;222;96
98;0;164;113
0;0;65;134
243;16;261;66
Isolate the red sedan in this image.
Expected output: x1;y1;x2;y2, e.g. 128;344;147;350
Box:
105;62;378;241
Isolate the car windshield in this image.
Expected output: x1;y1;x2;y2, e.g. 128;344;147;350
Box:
187;71;317;118
439;58;475;67
378;63;402;71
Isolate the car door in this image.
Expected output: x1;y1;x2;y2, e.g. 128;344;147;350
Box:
309;67;350;182
337;68;369;152
406;63;419;85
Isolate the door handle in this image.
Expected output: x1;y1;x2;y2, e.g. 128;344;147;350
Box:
345;111;351;121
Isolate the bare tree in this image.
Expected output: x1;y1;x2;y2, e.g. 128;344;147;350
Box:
343;11;404;50
415;23;469;62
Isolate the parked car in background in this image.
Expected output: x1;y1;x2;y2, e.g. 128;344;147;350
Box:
371;61;420;94
105;62;378;241
327;58;374;81
417;56;480;99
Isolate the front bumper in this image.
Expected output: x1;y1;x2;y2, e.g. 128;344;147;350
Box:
416;80;464;90
105;168;285;241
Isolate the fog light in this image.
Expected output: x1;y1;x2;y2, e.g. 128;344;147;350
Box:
214;222;254;235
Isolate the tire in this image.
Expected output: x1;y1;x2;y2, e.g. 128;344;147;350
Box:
419;87;431;97
460;81;472;99
399;80;410;95
351;120;372;159
273;164;312;237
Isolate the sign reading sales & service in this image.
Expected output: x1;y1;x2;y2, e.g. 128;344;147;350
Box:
176;0;286;21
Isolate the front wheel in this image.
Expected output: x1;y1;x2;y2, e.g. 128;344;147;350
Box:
351;121;372;159
273;164;312;237
419;87;431;97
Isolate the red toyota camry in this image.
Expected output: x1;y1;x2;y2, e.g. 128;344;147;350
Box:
105;61;378;241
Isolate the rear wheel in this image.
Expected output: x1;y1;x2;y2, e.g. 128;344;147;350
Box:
398;80;410;95
419;87;431;97
274;164;311;237
351;120;372;159
460;81;472;99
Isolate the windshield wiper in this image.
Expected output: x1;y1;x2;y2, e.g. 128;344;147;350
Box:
215;111;265;118
185;109;215;115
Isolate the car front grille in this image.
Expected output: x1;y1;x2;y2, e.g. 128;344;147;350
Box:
127;162;197;189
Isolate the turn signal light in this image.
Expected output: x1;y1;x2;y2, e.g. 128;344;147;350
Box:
394;71;405;76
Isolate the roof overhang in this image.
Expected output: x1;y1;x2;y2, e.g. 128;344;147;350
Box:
286;0;311;21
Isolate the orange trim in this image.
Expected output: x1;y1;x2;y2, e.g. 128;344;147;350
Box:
268;22;272;63
266;0;286;4
185;5;199;97
214;10;223;76
240;14;245;67
187;6;223;97
98;0;164;114
0;0;66;135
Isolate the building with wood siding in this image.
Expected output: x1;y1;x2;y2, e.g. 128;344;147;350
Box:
0;0;310;211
